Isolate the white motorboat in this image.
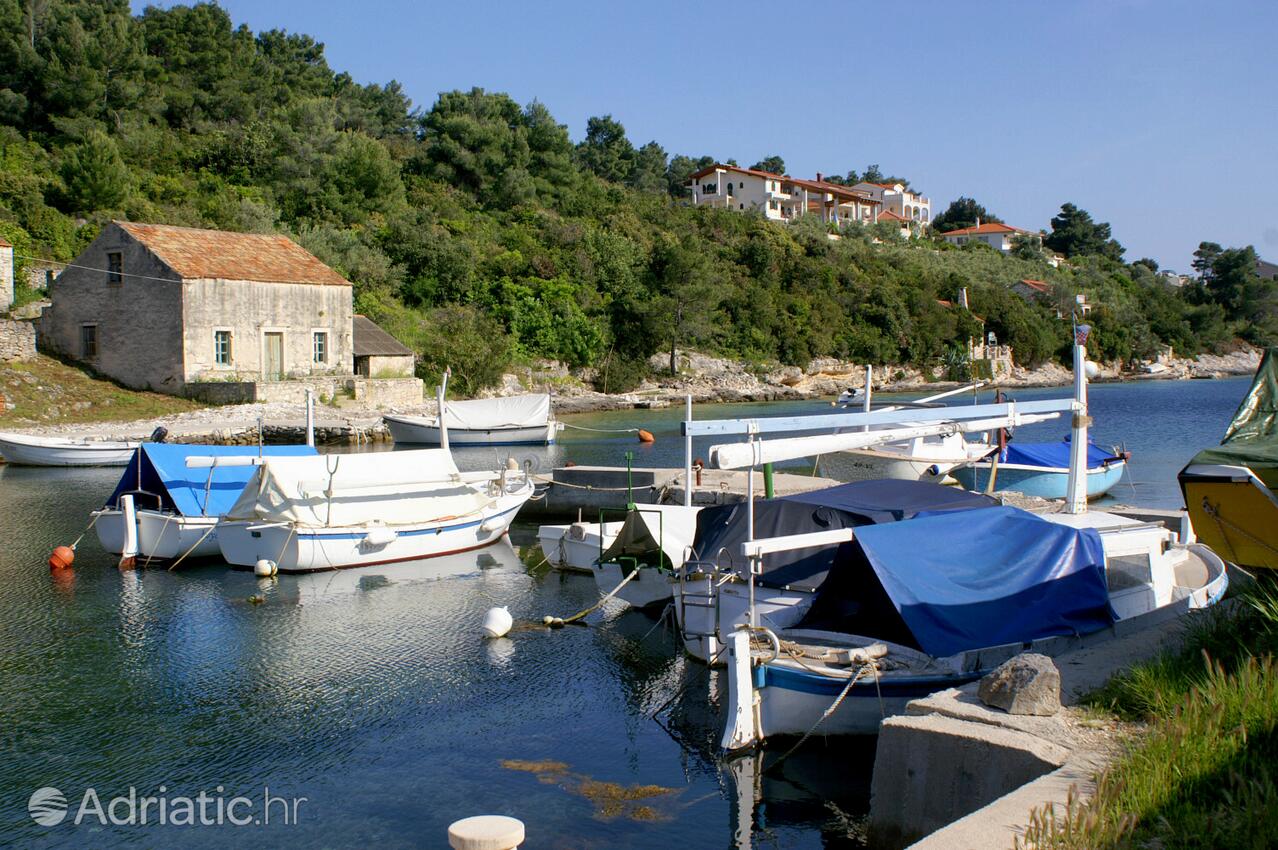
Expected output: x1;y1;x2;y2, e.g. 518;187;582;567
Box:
93;444;319;560
217;449;534;573
537;520;625;572
0;432;139;467
831;382;994;483
590;504;701;610
720;507;1228;748
385;393;560;446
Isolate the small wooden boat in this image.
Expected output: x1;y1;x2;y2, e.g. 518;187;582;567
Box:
385;393;559;446
950;439;1127;499
0;432;138;467
216;449;534;573
1180;347;1278;569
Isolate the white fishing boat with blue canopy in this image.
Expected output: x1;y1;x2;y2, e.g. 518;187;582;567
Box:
719;504;1227;747
216;449;533;573
950;438;1128;499
93;443;318;560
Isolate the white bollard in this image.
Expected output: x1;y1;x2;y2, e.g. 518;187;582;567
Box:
482;606;513;638
448;815;524;850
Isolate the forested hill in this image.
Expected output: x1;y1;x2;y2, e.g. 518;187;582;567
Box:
0;1;1270;393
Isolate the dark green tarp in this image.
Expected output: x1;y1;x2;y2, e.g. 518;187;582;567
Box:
1190;348;1278;485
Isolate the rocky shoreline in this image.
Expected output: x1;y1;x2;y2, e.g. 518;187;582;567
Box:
0;348;1259;445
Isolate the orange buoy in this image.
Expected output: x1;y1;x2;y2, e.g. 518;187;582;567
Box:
49;545;75;571
637;429;655;443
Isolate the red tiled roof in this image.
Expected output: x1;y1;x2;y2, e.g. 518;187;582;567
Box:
688;163;786;182
1017;279;1052;294
942;222;1027;237
786;178;881;204
0;235;11;247
115;221;351;286
878;210;910;222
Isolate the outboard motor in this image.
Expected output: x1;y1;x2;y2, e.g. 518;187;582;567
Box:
148;426;169;443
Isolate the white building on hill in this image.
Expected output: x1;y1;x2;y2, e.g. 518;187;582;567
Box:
688;164;880;227
852;182;931;226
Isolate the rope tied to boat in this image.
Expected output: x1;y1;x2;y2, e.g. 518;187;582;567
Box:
167;521;219;571
542;561;645;627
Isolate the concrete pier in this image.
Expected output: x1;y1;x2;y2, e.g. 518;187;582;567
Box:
867;607;1217;849
520;465;842;519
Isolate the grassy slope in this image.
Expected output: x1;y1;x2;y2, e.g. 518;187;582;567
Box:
1019;577;1278;849
0;356;205;426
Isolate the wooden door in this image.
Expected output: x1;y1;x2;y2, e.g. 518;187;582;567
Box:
264;332;284;380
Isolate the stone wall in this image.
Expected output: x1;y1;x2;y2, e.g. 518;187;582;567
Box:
349;377;422;407
185;376;422;408
356;354;415;378
0;319;36;362
0;243;13;312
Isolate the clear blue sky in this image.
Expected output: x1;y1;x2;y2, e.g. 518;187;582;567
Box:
136;0;1277;273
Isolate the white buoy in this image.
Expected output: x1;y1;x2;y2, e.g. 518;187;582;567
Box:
481;606;513;638
1084;360;1101;379
254;559;278;577
448;815;524;850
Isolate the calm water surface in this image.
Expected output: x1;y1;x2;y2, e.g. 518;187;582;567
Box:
0;378;1248;847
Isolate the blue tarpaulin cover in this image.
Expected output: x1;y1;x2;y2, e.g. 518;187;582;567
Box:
782;479;997;522
106;444;318;517
848;506;1112;657
692;480;997;591
999;440;1120;470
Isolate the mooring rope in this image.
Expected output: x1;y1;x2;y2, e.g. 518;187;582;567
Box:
167;521;218;571
70;512;101;550
542;564;645;626
559;422;642;434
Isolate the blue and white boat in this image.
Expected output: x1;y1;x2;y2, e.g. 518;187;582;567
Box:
94;443;319;561
720;505;1228;748
950;439;1127;499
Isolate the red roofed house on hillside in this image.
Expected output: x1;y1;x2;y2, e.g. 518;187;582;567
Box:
39;221;371;397
942;221;1041;254
688;164;879;227
1011;278;1053;302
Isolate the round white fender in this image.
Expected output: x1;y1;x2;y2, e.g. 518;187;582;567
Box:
254;559;278;577
363;526;398;548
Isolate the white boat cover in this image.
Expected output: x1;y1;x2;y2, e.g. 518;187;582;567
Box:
599;505;701;569
224;449;493;528
441;394;551;430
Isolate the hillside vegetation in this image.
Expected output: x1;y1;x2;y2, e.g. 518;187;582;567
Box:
0;1;1272;395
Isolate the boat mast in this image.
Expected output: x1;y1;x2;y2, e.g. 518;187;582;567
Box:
1064;322;1091;514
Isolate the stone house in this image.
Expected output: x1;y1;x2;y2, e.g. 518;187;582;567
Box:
40;221;354;394
353;315;415;377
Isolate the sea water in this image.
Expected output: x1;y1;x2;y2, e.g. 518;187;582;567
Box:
0;377;1248;847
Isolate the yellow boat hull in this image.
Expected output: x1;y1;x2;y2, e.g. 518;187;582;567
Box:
1180;463;1278;570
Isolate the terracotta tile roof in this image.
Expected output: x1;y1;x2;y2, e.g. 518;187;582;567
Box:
115;221;351;286
353;315;414;357
0;235;10;247
1017;279;1052;294
785;178;881;204
688;163;786;182
943;222;1027;237
878;210;910;222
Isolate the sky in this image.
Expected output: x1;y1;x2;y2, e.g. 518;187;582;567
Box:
134;0;1278;273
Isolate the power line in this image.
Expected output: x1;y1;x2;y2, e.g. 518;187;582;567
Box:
12;253;182;284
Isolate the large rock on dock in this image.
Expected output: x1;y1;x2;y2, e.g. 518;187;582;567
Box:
977;653;1061;716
